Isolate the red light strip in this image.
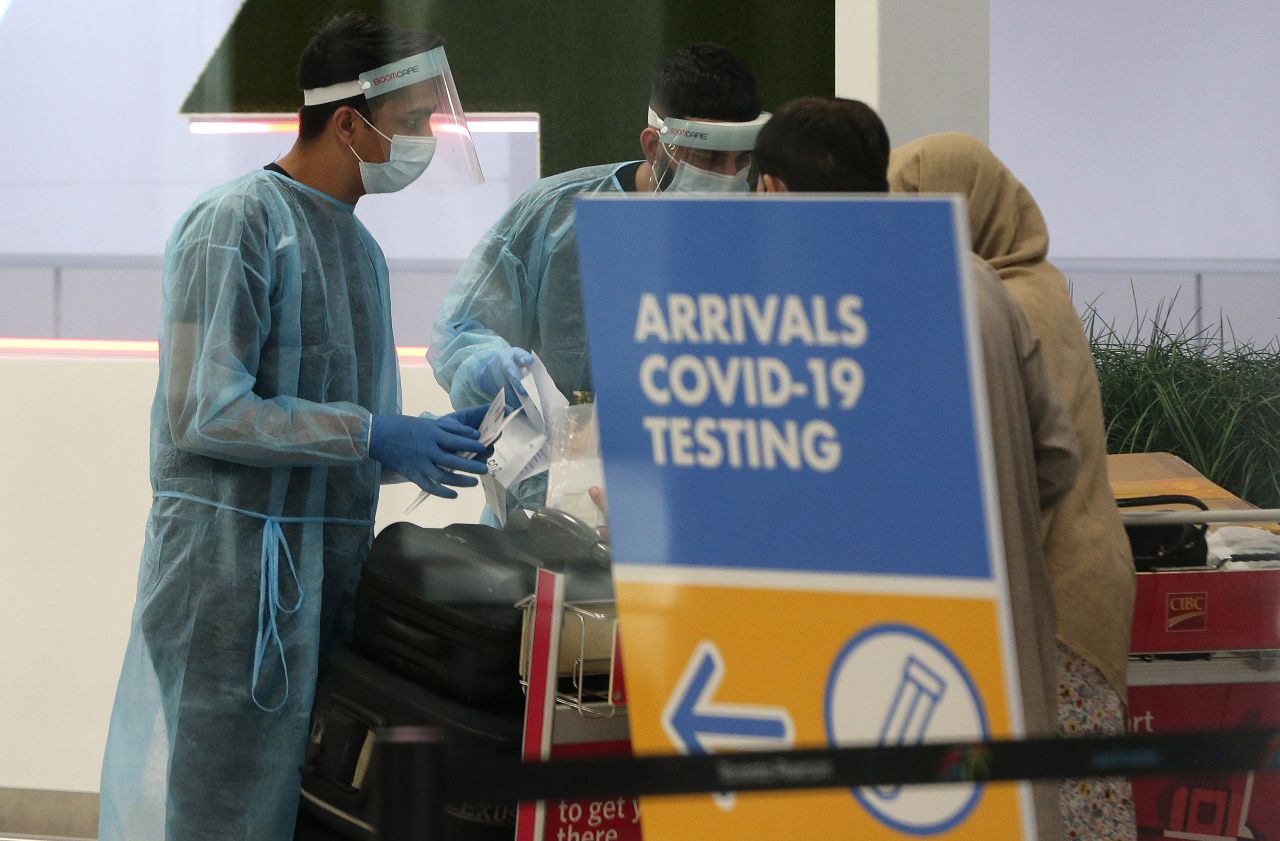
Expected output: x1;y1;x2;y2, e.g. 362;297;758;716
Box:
0;338;159;355
0;338;429;362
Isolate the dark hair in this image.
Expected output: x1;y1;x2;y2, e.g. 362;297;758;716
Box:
650;42;760;122
754;97;891;192
296;13;444;140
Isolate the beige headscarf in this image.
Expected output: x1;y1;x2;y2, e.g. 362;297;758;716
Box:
890;132;1135;695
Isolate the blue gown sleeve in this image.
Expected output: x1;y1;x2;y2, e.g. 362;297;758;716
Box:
429;225;539;410
160;188;373;468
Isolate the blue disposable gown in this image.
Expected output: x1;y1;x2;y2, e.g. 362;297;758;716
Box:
98;170;400;841
429;162;632;515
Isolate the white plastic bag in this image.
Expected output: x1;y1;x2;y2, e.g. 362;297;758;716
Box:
545;403;606;529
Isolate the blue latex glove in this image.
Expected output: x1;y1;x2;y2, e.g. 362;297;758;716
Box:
476;347;534;408
368;405;491;499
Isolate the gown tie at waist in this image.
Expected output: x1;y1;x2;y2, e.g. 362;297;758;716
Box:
153;491;374;712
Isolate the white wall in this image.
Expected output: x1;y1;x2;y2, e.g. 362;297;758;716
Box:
837;1;1280;262
835;0;990;145
878;0;989;146
831;1;1280;343
989;0;1280;261
0;0;536;262
0;353;482;793
0;257;470;350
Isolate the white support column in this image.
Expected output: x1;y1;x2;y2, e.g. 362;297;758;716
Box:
835;0;990;146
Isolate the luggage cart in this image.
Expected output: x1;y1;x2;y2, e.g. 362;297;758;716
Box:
518;595;622;717
1122;504;1280;841
515;568;639;841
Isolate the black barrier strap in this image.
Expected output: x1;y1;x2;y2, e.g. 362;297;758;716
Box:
426;728;1280;804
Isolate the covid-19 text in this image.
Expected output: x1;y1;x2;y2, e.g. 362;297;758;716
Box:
633;292;867;473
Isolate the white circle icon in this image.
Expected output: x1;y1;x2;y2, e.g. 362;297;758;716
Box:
825;624;988;835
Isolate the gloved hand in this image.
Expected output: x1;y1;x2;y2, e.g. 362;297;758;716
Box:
476;347;534;407
369;405;492;499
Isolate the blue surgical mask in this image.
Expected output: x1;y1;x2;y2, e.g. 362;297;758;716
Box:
350;112;437;194
658;147;750;194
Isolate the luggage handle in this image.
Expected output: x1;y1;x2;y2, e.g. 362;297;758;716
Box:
314;697;384;792
1120;508;1280;527
1118;493;1280;527
528;508;611;569
1117;494;1210;534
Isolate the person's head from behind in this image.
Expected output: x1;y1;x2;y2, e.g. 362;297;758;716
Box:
295;13;445;191
641;43;764;192
754;97;890;194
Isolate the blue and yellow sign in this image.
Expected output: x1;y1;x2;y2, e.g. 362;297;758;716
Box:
574;196;1033;839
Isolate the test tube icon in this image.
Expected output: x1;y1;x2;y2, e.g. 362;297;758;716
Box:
872;655;947;801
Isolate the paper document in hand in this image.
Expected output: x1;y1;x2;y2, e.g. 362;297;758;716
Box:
512;444;550;485
519;352;569;436
404;391;519;514
482;475;509;527
490;403;526;444
476;389;508;446
485;352;568;488
518;371;544;430
488;413;547;489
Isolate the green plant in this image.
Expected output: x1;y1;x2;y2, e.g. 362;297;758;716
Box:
1084;297;1280;510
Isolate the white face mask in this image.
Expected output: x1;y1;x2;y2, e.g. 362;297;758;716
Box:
350;111;437;194
657;147;750;194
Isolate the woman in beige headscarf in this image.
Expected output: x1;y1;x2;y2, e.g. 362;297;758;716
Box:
890;132;1137;840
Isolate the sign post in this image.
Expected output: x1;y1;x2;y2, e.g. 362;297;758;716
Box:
574;195;1035;839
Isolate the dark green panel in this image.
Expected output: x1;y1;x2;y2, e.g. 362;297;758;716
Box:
184;1;834;176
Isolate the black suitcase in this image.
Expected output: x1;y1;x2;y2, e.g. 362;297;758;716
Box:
300;646;521;841
353;513;614;712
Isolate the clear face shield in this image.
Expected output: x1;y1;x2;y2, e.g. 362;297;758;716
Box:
302;46;484;192
648;107;770;194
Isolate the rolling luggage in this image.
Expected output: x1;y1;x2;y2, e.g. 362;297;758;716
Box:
300;646;521;841
354;521;541;712
300;509;613;840
353;515;613;711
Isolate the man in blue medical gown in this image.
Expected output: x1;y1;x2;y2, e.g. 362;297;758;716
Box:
98;14;490;841
429;43;769;521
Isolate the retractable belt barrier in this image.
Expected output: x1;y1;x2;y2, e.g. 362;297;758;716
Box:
373;726;1280;840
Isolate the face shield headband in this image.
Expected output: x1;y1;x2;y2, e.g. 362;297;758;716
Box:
303;47;448;106
302;47;484;190
646;107;770;193
646;107;771;152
